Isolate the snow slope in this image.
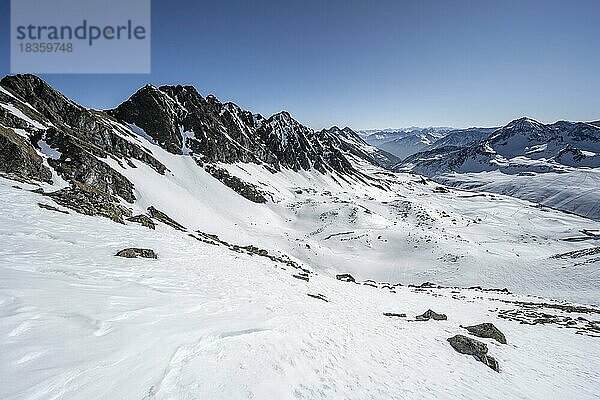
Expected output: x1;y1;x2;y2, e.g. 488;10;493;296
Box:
437;169;600;222
91;133;600;304
1;179;599;400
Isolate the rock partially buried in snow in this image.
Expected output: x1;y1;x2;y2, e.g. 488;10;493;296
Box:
336;273;356;283
384;312;406;318
447;334;500;372
292;273;309;282
115;248;158;259
415;309;447;321
45;182;132;224
462;323;507;344
307;293;328;302
38;202;69;214
147;206;186;231
126;214;156;230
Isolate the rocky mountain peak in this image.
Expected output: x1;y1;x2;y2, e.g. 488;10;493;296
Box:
503;117;545;132
106;81;397;174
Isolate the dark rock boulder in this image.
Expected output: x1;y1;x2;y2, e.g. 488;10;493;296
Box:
384;312;406;318
292;274;309;282
336;273;356;283
447;334;500;372
462;323;507;344
115;248;157;259
147;206;186;231
416;309;447;321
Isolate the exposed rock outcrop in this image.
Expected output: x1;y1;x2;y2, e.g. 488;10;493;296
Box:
115;248;158;259
415;309;447;321
383;312;406;318
204;164;268;203
126;214;156;230
462;323;507;344
0;126;52;183
147;206;186;231
447;334;500;372
336;273;356;283
1;74;166;200
38;202;69;214
44;182;132;223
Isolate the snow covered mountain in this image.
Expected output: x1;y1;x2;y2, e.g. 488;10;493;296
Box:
360;127;453;160
1;75;599;399
429;127;497;150
400;117;600;220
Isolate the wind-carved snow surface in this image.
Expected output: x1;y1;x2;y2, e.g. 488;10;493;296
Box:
1;179;599;400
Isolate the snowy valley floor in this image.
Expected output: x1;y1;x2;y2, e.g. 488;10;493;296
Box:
1;179;599;399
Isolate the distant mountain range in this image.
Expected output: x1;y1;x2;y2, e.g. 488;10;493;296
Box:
395;117;600;220
358;127;495;161
400;117;600;174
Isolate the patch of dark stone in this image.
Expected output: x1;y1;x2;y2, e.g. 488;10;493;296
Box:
204;164;268;204
0;171;42;186
409;281;442;289
126;214;156;230
405;281;511;294
189;230;313;277
468;286;511;294
307;293;328;302
447;334;500;372
38;202;69;214
383;312;406;318
115;248;158;259
461;323;507;344
336;273;356;283
0;126;52;183
497;308;600;338
42;182;132;223
188;233;220;246
147;206;186;231
415;309;447;321
550;246;600;259
292;274;309;282
493;299;600;315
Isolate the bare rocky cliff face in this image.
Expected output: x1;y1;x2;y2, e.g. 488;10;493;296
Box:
108;83;369;174
0;74;394;213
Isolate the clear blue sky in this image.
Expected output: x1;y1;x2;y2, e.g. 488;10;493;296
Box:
1;0;599;129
